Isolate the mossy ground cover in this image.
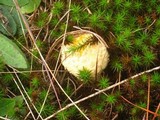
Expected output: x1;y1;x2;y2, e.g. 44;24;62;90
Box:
0;0;160;120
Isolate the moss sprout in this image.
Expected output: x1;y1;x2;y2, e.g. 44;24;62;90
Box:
114;11;126;24
129;79;136;87
51;1;64;16
31;77;40;89
36;101;55;117
114;0;123;8
156;5;160;14
141;74;148;83
144;16;151;24
116;104;124;112
111;59;123;72
116;34;126;47
99;0;109;8
35;12;48;28
151;72;160;84
154;28;160;37
131;54;142;68
70;4;82;24
89;12;102;28
66;34;74;42
122;41;132;52
106;94;117;105
91;102;105;112
134;38;144;50
56;107;78;120
150;34;159;46
123;1;132;9
98;77;110;89
123;28;132;38
113;23;124;34
78;67;92;83
104;12;113;23
134;1;143;11
142;51;156;67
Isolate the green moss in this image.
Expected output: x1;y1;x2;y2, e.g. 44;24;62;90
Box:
56;107;78;120
50;18;59;26
36;101;56;117
116;34;126;47
91;101;105;112
134;1;143;11
148;0;157;6
114;0;123;8
70;4;82;24
106;94;117;105
98;77;110;89
149;34;159;46
142;51;156;67
104;11;113;23
114;11;126;24
155;19;160;27
144;16;151;24
113;23;124;34
31;77;40;89
131;55;142;68
134;38;144;50
51;1;64;16
123;1;132;9
39;89;48;100
35;12;48;28
138;102;146;108
130;107;139;115
78;67;92;83
154;28;160;37
111;59;123;72
151;72;160;84
138;89;145;95
130;79;136;87
99;0;109;8
89;12;102;28
122;41;132;52
71;4;81;15
141;74;148;83
64;85;73;96
1;73;13;84
123;28;132;38
156;5;160;14
116;104;124;112
1;0;159;119
66;34;74;42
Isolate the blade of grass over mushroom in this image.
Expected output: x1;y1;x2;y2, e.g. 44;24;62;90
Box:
0;34;28;69
67;41;87;53
67;33;93;53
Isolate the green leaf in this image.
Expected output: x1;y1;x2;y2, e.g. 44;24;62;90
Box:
0;0;29;7
21;0;41;14
0;5;17;36
14;96;23;107
0;98;16;117
0;34;28;69
0;96;23;117
7;6;26;36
